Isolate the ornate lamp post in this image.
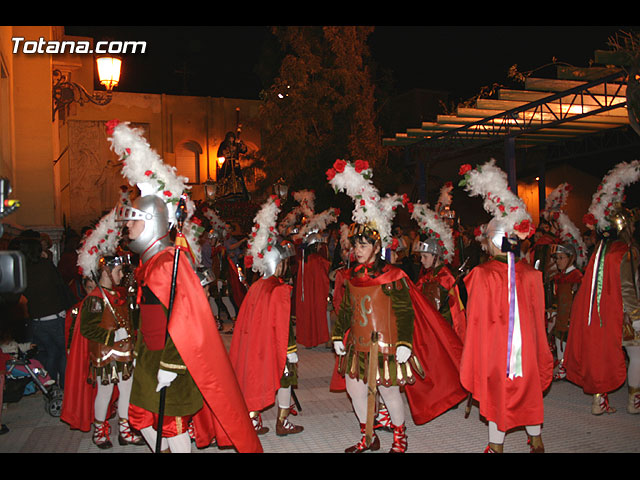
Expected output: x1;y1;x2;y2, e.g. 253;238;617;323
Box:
52;54;122;122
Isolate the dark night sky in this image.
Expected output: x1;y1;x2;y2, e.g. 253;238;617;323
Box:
64;25;637;102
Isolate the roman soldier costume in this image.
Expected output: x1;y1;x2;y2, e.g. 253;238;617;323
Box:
108;120;262;453
564;160;640;416
328;159;466;454
458;159;553;453
230;195;303;436
411;201;467;342
295;207;339;348
61;207;144;449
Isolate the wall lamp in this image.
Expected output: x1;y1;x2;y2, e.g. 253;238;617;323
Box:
52;54;122;121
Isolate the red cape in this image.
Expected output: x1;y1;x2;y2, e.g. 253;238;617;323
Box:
228;276;291;412
416;265;467;342
460;259;553;431
138;247;262;452
295;252;330;347
60;288;118;432
227;256;247;308
330;265;467;424
564;240;628;394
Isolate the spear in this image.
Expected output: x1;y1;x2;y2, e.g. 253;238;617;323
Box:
155;195;188;453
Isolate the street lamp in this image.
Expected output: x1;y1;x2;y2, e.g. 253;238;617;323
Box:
52;54;122;122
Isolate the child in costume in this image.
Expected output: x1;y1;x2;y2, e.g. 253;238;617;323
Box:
458;160;553;453
543;191;587;381
295;207;339;348
61;207;144;449
328;159;466;453
411;201;467;342
229;195;304;437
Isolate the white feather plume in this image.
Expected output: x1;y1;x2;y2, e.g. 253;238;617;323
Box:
328;160;403;248
542;183;571;220
107;120;190;226
459;158;533;239
246;196;281;275
76;208;122;279
410;202;455;263
299;207;339;238
586;160;640;231
436;182;453;212
556;212;588;269
201;206;226;232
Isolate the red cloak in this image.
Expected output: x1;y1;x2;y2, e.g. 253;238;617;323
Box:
228;276;291;412
295;252;330;347
416;265;467;342
60;288;118;432
227;256;247;308
330;265;467;424
564;240;628;394
137;247;262;452
460;258;553;432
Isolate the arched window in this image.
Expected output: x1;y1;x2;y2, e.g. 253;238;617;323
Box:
176;140;202;185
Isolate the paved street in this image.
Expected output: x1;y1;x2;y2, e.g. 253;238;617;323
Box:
1;331;639;454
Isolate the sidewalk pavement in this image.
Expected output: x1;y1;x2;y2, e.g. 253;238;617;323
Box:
1;331;639;454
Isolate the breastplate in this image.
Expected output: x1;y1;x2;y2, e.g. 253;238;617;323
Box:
89;300;134;366
348;282;398;355
420;279;441;311
555;282;576;324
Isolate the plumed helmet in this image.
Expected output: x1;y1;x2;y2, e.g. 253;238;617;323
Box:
261;239;295;279
550;243;577;259
485;218;509;251
116;195;171;262
98;254;130;270
610;205;637;235
413;237;443;257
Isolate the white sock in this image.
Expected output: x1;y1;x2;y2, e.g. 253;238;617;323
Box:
167;432;192;453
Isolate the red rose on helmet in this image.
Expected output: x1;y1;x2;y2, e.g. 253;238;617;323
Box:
583;213;596;226
326;168;336;181
354;160;369;173
333;159;347;173
514;219;531;235
105;119;120;136
459;164;472;175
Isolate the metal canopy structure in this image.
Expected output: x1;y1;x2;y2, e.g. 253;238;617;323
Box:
382;67;630;155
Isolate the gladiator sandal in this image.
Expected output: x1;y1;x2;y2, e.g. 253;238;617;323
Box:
592;393;617;415
345;423;380;453
250;412;269;435
275;407;304;436
389;423;408;453
484;443;503;453
374;404;392;431
553;359;566;381
118;418;145;446
92;420;112;449
187;419;196;442
527;434;545;453
627;387;640;415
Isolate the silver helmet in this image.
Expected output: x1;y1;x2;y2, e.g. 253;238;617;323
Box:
116;195;171;263
303;229;326;248
261;239;295;279
413;237;443;257
196;267;215;287
550;243;576;258
485;218;508;251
